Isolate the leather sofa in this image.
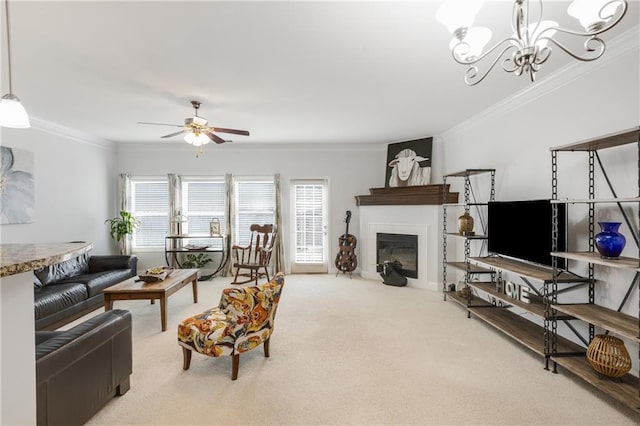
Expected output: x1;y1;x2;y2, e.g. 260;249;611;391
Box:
36;309;132;426
34;252;137;330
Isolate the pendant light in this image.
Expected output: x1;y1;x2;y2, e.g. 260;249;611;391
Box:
0;0;30;128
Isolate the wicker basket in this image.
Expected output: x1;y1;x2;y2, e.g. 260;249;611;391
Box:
586;334;632;378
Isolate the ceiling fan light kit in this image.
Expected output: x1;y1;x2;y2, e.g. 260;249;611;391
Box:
184;131;210;147
0;0;30;128
138;100;249;154
436;0;628;86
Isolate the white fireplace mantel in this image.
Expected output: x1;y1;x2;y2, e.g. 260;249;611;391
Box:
358;205;442;290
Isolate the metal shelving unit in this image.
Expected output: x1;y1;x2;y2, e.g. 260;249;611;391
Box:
442;166;589;372
442;169;495;305
550;126;640;413
446;256;586;358
463;255;587;362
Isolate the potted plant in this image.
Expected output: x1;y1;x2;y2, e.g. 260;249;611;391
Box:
105;210;140;255
181;253;213;269
181;253;213;279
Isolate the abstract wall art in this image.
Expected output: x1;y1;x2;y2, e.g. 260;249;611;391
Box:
1;146;34;224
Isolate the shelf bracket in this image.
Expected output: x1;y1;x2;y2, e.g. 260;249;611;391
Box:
560;318;589;346
549;282;589;297
614;271;639;317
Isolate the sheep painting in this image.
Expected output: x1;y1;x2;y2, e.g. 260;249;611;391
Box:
388;148;431;187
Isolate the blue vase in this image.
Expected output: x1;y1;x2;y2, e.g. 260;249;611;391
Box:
595;222;626;259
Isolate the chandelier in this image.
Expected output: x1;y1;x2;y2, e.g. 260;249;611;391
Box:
436;0;628;86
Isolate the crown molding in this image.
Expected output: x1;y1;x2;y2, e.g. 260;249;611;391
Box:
116;141;386;153
441;26;639;141
29;116;113;149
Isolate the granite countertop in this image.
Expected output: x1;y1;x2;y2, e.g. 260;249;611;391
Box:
0;242;93;277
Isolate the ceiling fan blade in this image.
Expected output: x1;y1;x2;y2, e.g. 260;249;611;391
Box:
211;127;250;136
206;132;227;144
138;121;184;127
161;130;186;138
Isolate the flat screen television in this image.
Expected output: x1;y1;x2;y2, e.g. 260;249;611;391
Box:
487;199;567;269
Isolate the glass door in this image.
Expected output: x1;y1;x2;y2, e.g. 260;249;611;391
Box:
290;179;328;273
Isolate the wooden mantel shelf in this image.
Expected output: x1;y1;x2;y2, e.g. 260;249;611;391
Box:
355;184;459;206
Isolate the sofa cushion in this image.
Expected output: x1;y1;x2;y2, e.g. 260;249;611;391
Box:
34;283;88;320
58;270;132;298
34;253;90;288
89;255;137;273
35;331;60;345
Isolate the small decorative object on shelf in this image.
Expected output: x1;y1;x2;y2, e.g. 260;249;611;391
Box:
456;286;471;299
184;244;209;251
209;218;221;236
586;334;632;379
594;221;626;259
458;212;475;236
170;214;188;236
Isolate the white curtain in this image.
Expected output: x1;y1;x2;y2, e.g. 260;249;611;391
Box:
118;173;132;255
224;173;234;277
168;173;183;235
274;173;285;274
118;173;131;212
167;174;182;268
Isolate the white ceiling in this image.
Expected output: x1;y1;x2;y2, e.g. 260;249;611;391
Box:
3;1;639;145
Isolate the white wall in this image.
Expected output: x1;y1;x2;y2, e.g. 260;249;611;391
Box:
0;123;116;254
116;142;386;271
439;29;639;371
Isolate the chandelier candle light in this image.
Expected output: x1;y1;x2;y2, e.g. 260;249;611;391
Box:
0;0;30;128
436;0;628;85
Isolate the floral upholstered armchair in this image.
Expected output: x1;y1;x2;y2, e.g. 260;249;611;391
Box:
178;272;284;380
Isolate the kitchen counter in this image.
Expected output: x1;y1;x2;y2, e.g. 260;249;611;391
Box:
0;241;92;425
0;242;93;277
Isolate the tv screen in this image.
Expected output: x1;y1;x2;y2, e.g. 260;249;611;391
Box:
487;199;566;269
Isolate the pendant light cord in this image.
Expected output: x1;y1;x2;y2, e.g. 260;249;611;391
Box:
4;0;14;94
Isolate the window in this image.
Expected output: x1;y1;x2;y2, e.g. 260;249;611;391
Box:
131;179;169;249
234;178;275;246
182;177;225;249
290;179;328;273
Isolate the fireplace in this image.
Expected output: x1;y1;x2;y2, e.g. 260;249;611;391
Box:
376;233;418;279
359;205;440;290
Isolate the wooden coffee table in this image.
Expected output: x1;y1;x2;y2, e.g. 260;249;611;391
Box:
103;268;199;332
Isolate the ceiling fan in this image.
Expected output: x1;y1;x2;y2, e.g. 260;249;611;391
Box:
138;100;250;146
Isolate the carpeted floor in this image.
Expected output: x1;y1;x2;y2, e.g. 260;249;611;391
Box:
83;274;638;425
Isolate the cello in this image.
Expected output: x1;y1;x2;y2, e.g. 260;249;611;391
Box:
335;210;357;277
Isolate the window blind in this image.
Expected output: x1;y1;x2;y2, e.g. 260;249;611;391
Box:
294;183;325;263
235;179;275;246
182;179;225;249
131;180;169;248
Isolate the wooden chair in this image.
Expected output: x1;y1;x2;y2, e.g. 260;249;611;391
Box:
231;224;277;285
